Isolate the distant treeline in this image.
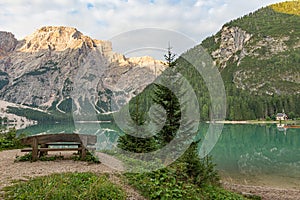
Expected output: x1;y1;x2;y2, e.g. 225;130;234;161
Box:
6;106;73;123
6;105;115;123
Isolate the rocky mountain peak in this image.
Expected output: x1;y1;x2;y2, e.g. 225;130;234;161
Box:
0;26;166;114
18;26;107;52
0;31;18;57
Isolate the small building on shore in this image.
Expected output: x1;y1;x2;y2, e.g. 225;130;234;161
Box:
276;113;288;121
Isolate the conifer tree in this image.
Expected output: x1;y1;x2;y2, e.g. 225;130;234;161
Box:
152;44;182;146
117;95;158;153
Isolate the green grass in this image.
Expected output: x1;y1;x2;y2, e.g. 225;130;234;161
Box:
15;151;100;163
2;172;126;200
124;170;253;200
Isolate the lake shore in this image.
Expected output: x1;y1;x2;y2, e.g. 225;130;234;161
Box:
222;181;300;200
219;171;300;200
207;120;300;125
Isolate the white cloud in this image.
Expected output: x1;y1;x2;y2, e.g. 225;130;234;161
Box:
0;0;284;44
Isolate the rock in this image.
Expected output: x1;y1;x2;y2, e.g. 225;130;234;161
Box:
212;26;252;68
0;32;18;57
0;26;166;114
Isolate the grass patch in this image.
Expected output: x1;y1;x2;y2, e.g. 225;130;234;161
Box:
2;172;126;200
124;170;249;200
15;151;100;164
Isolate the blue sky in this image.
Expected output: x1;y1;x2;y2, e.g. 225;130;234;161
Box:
0;0;284;43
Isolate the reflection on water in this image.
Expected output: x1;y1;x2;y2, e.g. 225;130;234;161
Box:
209;124;300;188
18;123;300;188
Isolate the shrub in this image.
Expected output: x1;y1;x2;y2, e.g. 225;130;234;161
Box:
124;142;246;199
0;128;25;151
71;151;100;163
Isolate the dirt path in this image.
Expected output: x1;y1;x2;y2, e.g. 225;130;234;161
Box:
0;150;145;200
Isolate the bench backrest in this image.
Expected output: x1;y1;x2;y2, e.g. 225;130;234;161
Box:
20;133;97;146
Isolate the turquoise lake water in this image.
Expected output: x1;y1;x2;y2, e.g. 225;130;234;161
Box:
18;123;300;188
208;124;300;188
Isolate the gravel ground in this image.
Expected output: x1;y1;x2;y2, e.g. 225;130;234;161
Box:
0;149;145;200
222;181;300;200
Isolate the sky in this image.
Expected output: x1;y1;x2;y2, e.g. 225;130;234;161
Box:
0;0;285;56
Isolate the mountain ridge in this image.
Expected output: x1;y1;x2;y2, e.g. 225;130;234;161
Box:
0;26;166;122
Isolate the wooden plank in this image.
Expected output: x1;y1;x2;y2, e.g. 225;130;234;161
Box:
39;148;82;152
45;142;81;145
21;148;82;152
21;148;33;152
20;134;79;145
20;137;33;145
36;134;82;144
20;133;97;146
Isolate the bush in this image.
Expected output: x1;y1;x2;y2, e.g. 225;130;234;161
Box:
0;128;25;151
124;142;246;200
15;153;33;162
125;169;245;200
71;151;100;163
171;142;220;187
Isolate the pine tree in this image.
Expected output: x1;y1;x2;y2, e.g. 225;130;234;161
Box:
117;45;183;153
152;44;182;147
164;43;176;68
117;44;199;155
117;95;158;153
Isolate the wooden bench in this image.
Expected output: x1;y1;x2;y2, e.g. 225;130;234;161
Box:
20;133;97;161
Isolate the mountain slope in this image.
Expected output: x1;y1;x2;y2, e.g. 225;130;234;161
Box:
0;26;165;120
201;1;300;95
187;1;300;120
126;1;300;121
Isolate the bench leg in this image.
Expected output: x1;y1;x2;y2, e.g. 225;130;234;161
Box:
81;148;87;159
32;137;38;161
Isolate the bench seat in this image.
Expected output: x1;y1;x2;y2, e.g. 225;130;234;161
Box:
21;147;83;152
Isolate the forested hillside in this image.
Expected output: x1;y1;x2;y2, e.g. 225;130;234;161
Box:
127;1;300;121
201;1;300;120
